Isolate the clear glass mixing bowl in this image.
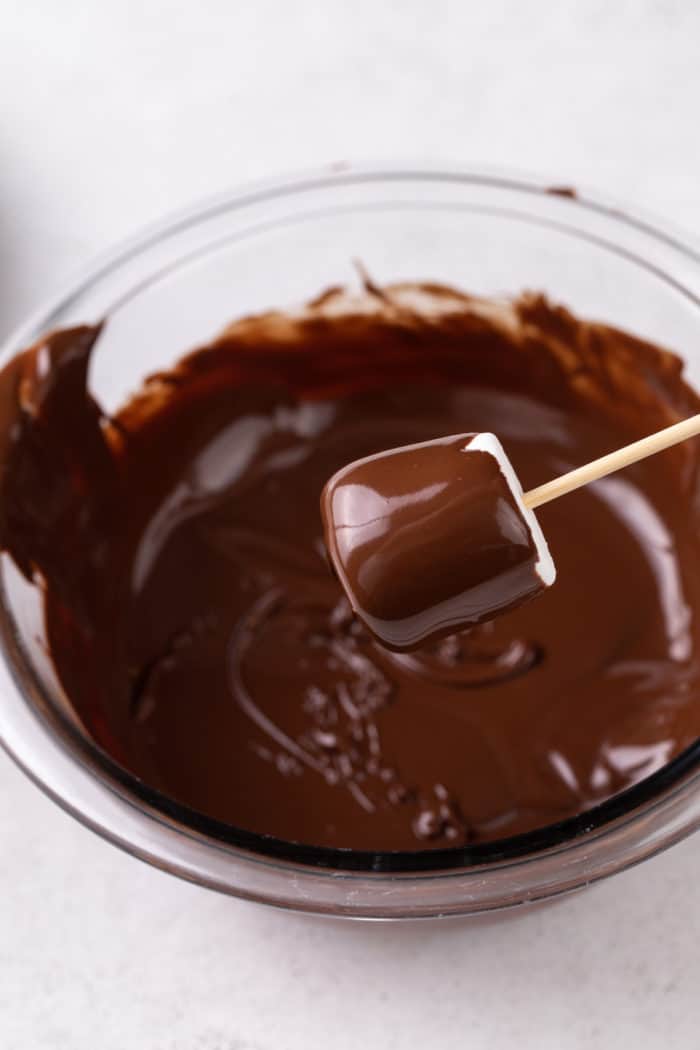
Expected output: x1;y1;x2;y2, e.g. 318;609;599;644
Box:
2;165;700;919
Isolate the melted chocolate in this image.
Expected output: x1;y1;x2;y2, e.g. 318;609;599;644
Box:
321;433;548;651
1;283;700;851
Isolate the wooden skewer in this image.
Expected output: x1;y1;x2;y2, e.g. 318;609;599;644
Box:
523;413;700;511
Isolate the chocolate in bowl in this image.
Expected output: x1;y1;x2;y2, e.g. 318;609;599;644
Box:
1;168;700;917
3;281;700;852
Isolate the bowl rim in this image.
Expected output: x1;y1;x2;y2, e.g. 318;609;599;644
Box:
3;161;700;884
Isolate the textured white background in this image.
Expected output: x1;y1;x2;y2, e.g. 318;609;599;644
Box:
3;2;700;1046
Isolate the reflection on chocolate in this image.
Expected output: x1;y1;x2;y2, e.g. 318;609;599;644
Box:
321;433;555;651
1;282;699;851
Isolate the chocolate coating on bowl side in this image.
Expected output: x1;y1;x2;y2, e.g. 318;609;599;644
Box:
321;434;549;651
1;282;700;851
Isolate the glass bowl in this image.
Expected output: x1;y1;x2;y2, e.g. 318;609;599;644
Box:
2;164;700;919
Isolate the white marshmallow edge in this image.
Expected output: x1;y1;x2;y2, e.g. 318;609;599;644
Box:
465;433;557;588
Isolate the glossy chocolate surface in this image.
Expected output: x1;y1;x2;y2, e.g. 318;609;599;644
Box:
1;283;699;850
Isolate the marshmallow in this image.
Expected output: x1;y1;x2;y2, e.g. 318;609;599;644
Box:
321;433;556;651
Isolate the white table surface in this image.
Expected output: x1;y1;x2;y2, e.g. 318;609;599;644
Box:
3;3;700;1046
